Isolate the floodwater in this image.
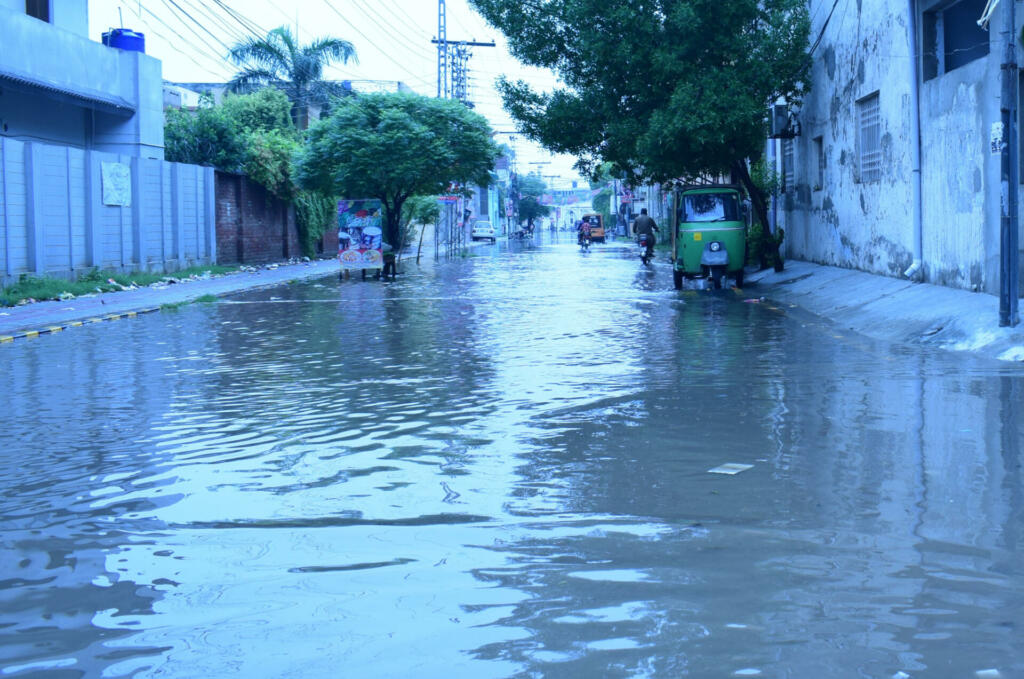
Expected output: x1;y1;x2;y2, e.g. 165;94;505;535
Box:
2;232;1023;678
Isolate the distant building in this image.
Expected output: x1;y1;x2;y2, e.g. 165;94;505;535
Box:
0;0;164;158
775;0;1021;295
164;80;421;127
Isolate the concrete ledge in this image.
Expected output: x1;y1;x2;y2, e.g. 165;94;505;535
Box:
748;260;1024;362
0;259;341;338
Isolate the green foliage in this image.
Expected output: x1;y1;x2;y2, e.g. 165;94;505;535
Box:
228;26;357;129
395;195;442;251
295;93;499;247
294;191;337;257
745;158;784;267
749;158;782;205
242;129;300;201
221;88;297;136
469;0;811;183
516;174;551;224
164;102;246;171
165;90;301;201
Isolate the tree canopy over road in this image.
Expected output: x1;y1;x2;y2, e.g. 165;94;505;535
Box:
295;93;498;249
469;0;810;191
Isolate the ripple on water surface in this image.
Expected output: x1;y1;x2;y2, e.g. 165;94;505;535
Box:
1;237;1023;677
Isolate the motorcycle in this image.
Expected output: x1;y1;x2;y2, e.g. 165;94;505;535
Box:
638;233;651;265
578;228;591;251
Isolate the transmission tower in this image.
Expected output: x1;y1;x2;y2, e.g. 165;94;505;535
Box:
432;0;495;106
436;0;448;98
451;42;470;104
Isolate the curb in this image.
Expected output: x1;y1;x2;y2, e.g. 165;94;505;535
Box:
0;307;161;344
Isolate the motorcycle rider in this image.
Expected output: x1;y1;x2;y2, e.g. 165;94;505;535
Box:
633;208;659;260
577;216;592;245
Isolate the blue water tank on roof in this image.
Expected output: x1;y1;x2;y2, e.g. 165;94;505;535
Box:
102;29;145;53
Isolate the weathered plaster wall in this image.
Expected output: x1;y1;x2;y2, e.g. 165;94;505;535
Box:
783;0;1014;294
784;2;917;278
919;57;997;292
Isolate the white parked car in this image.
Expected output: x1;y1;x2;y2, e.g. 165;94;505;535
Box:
471;221;497;242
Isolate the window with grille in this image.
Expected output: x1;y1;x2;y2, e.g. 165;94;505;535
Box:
858;93;881;183
782;139;795;192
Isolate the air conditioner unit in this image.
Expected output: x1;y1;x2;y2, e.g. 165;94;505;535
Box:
770;104;790;138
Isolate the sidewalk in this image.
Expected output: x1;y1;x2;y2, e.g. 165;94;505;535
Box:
0;259;341;341
746;260;1024;363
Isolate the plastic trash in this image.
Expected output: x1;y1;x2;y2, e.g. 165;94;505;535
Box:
709;463;754;475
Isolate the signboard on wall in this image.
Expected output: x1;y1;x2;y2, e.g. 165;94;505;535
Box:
101;162;131;206
337;199;383;270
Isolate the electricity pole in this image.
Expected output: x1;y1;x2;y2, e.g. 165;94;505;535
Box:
432;2;495;107
1000;0;1020;326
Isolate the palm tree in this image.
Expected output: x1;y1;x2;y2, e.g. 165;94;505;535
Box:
228;26;357;129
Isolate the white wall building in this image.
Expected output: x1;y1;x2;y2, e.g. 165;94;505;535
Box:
776;0;1024;295
0;0;164;158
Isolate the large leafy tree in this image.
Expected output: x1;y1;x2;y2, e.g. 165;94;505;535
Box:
468;0;810;229
294;93;499;248
516;174;550;225
228;26;357;129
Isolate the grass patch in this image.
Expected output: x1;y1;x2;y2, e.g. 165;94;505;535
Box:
159;294;219;311
0;265;237;307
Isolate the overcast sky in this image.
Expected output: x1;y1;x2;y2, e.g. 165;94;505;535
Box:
89;0;585;186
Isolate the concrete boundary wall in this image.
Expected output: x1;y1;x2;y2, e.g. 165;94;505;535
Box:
0;137;214;284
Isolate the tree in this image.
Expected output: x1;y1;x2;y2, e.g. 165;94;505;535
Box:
228;26;357;129
164;96;246;171
468;0;810;233
516;174;550;225
294;93;499;249
220;88;297;137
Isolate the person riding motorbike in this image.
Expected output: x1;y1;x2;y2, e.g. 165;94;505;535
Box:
633;208;659;260
577;216;592;245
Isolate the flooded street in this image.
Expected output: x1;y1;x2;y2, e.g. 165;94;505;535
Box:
2;234;1023;678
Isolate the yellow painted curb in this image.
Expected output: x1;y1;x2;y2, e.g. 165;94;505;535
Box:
125;311;137;318
23;330;39;339
69;321;83;327
47;326;63;333
0;336;13;343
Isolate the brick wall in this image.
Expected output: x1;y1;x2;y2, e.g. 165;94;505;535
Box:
215;171;300;265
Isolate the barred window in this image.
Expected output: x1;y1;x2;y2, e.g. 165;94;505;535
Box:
782;139;795;192
858;93;881;183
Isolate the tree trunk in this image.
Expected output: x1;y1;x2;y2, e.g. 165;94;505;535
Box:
731;158;780;271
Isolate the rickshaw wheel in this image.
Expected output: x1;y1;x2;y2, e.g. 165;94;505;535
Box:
673;270;683;290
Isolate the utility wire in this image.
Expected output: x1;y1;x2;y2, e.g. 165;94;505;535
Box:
321;0;436;86
163;0;234;56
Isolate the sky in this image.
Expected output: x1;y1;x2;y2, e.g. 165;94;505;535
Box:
89;0;586;188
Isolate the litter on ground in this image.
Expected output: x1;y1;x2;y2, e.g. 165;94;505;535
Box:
708;463;754;475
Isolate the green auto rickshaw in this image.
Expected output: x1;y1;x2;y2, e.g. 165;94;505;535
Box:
671;185;748;290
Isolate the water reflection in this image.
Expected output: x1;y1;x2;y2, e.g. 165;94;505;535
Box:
1;234;1022;677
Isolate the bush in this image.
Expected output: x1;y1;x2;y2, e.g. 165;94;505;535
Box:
164;100;246;171
294;191;337;257
243;130;300;201
221;89;296;136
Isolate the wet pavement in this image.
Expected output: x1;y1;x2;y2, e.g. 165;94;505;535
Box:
2;232;1023;678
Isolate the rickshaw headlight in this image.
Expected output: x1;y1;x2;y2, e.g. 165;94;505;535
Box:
709;241;722;252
